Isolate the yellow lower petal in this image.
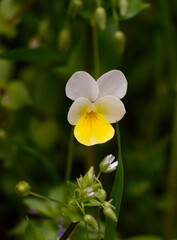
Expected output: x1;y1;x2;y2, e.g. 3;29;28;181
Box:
74;111;115;146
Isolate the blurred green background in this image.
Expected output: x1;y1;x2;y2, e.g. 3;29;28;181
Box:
0;0;177;239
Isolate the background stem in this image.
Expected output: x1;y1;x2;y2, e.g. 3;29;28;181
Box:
65;126;75;182
92;20;100;79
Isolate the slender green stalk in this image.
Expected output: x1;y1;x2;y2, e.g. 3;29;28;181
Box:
104;123;124;240
65;126;75;182
29;191;68;207
92;20;100;79
157;0;177;238
97;171;101;179
112;7;119;30
75;199;85;215
96;0;101;7
85;223;90;240
111;0;119;30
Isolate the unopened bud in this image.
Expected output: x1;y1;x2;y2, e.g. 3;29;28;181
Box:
114;31;126;55
118;0;128;16
81;166;94;188
103;207;117;222
69;0;82;17
95;189;107;201
15;181;31;197
84;214;98;231
103;201;115;209
72;0;82;9
58;28;71;53
95;7;106;30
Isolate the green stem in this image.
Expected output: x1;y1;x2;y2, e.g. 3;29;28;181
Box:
29;191;68;207
104;123;124;240
96;0;101;7
65;126;75;182
112;7;119;30
97;171;101;179
85;223;90;240
75;199;85;215
157;0;177;238
92;20;100;79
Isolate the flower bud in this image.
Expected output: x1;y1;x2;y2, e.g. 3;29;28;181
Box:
84;214;98;231
81;166;94;188
71;0;82;9
103;207;117;222
95;7;106;30
95;189;107;201
103;201;115;209
15;181;31;197
114;31;126;55
58;28;71;53
118;0;128;16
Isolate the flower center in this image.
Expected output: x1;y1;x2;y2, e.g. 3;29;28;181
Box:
85;111;97;121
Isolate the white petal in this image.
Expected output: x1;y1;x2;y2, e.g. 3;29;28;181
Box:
87;192;95;197
97;70;127;99
104;154;115;165
94;96;126;123
67;97;92;125
66;71;99;101
108;161;118;171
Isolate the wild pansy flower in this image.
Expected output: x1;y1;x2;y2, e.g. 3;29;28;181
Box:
66;70;127;146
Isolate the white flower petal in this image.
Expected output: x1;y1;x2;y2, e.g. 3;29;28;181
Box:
104;154;115;165
97;70;127;99
68;97;92;125
108;161;118;171
66;71;99;101
94;95;126;123
87;192;95;197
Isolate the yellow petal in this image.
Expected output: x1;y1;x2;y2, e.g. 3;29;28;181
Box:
74;111;115;146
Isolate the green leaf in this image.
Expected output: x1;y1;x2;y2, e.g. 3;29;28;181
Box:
0;48;62;62
24;198;59;218
104;123;124;240
67;180;77;201
120;0;150;20
61;206;83;222
24;220;49;240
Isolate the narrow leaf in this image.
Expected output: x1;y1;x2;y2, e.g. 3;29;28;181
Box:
0;48;62;62
120;0;150;20
104;123;124;240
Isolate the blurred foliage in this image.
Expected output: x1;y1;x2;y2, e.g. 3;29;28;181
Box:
0;0;177;239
